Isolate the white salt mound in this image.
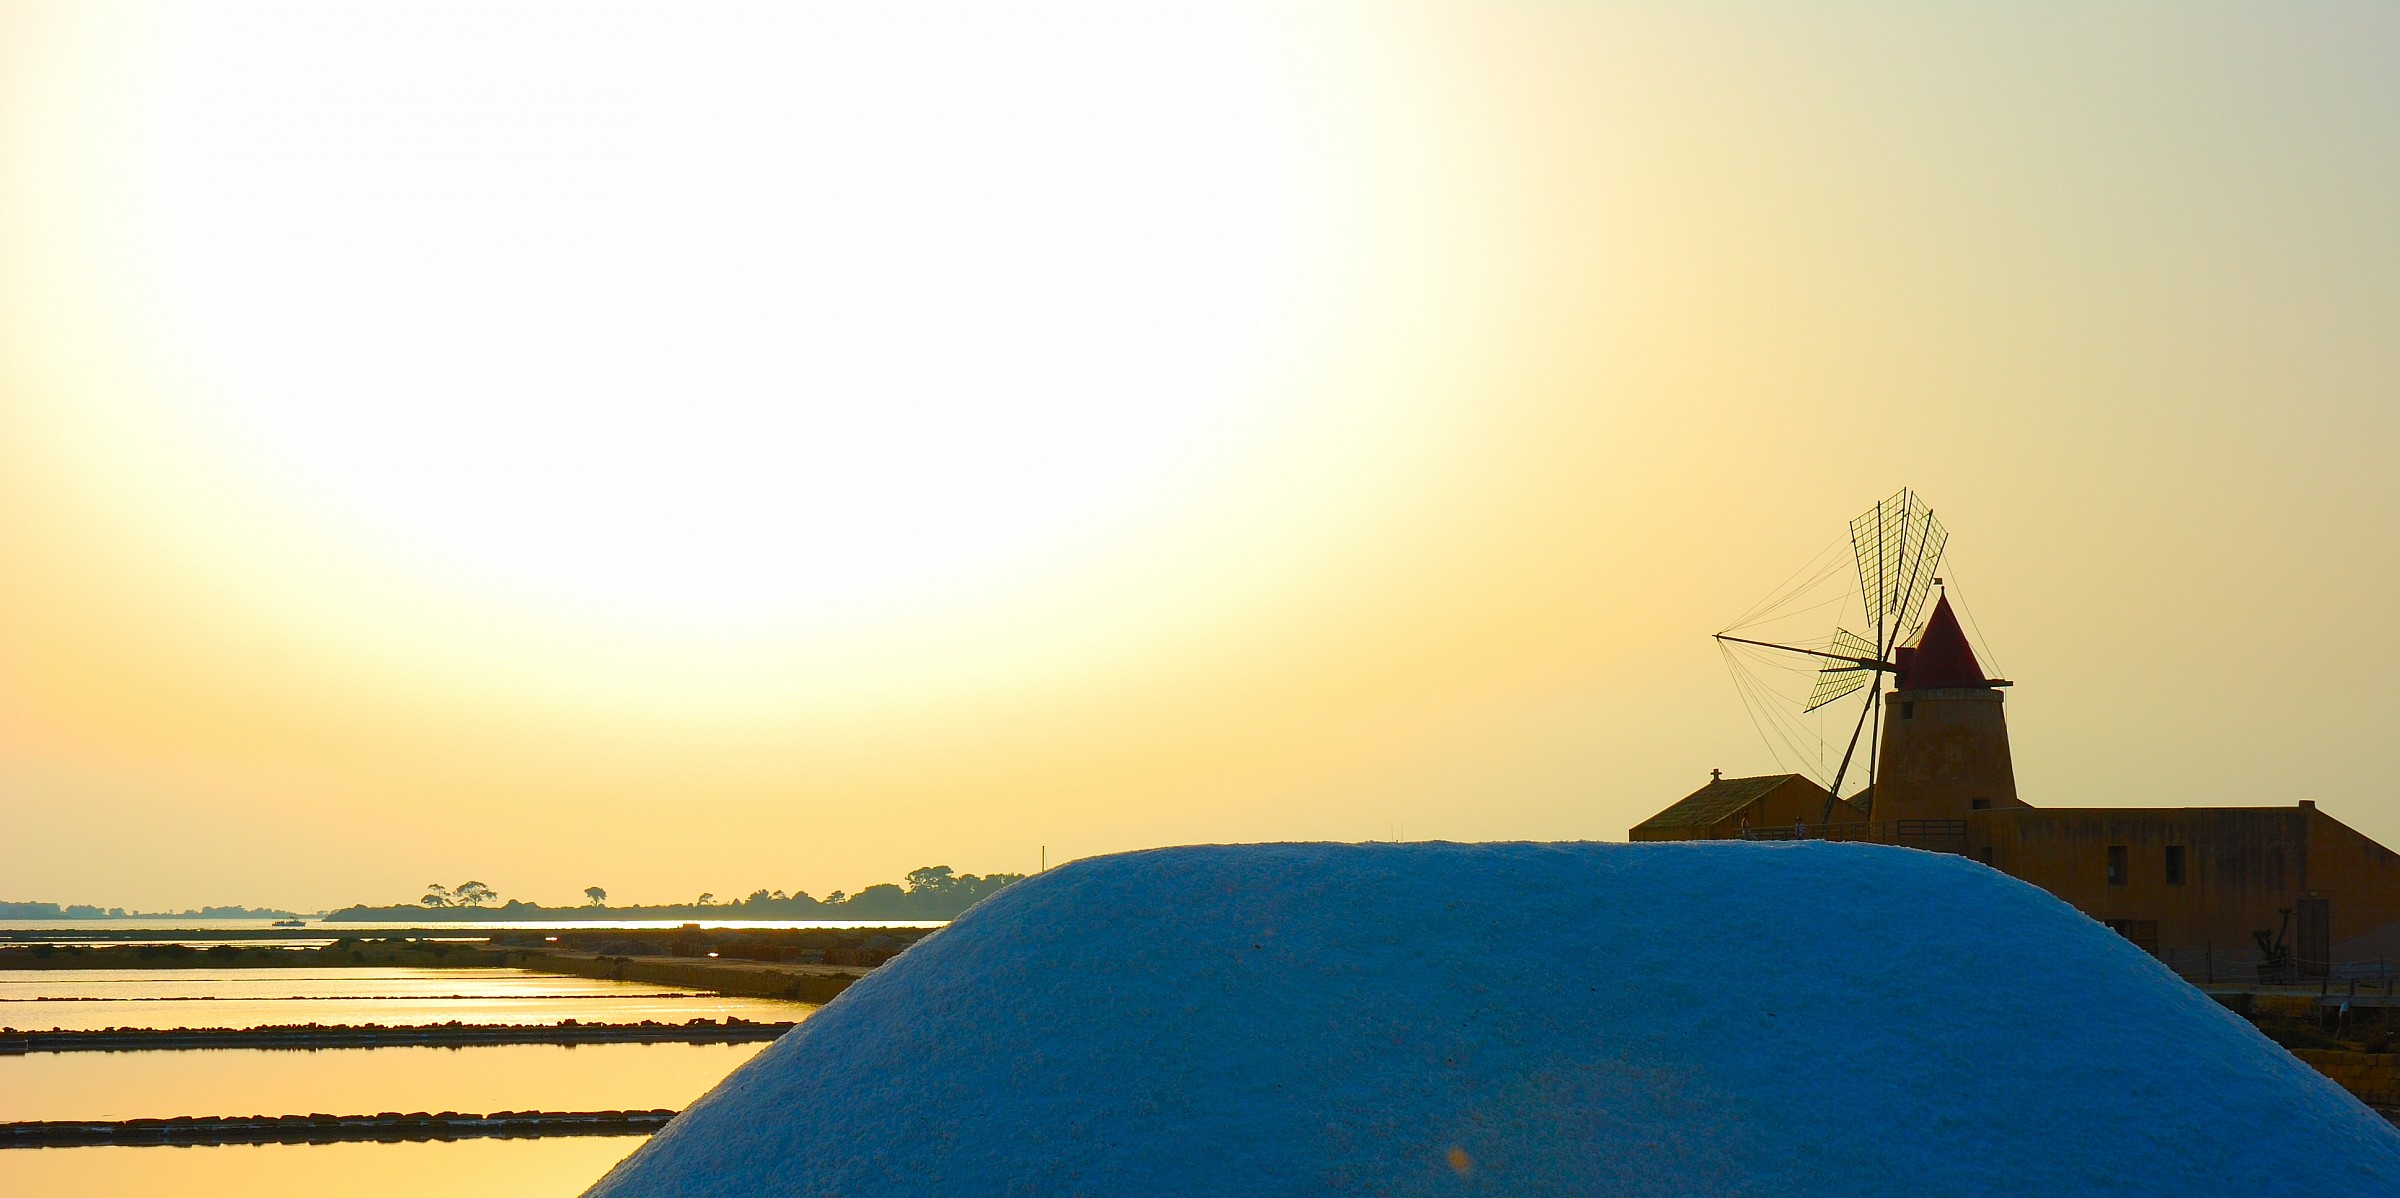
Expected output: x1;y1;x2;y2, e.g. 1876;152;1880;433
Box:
586;842;2400;1196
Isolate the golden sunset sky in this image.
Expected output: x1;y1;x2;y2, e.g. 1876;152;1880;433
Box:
1;3;2393;909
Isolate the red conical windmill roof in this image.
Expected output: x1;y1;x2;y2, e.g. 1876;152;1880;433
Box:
1892;593;1990;690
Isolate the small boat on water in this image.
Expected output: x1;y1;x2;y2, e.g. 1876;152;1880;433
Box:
270;919;306;928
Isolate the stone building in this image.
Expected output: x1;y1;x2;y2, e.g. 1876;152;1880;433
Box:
1628;773;1861;842
1633;592;2400;973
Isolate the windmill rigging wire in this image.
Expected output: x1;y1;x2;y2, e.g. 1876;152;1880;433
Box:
1720;644;1788;778
1746;591;1853;631
1734;553;1849;634
1738;668;1827;782
1719;535;1849;633
1719;642;1834;782
1739;646;1828;677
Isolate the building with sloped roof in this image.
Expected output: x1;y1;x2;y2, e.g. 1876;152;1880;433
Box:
1630;773;1862;842
1635;591;2400;975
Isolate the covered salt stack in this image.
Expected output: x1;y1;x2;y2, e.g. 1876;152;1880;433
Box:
586;842;2400;1197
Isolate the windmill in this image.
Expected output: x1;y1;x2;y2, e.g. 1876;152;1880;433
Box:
1713;489;1948;824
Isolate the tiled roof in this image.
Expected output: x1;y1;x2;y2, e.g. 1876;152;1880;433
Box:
1894;593;1992;690
1633;774;1806;831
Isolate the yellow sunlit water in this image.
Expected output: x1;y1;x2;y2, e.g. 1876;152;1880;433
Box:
0;968;801;1120
0;1138;644;1198
0;968;815;1031
0;966;797;1196
0;1041;768;1122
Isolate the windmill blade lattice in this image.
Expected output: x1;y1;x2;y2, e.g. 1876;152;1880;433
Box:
1802;627;1879;712
1710;487;1952;803
1850;489;1947;642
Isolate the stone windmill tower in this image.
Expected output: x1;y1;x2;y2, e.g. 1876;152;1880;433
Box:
1711;488;2016;824
1871;588;2023;822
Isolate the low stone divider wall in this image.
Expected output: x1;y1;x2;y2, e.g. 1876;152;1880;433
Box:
2291;1050;2400;1110
0;1109;675;1148
511;950;864;1004
0;1017;793;1055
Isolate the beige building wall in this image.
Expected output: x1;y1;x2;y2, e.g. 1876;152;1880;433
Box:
1869;687;2024;822
1973;802;2400;966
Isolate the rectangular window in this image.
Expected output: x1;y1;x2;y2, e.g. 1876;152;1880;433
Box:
1970;798;1991;811
1900;702;1915;719
2165;845;2186;886
2106;845;2127;886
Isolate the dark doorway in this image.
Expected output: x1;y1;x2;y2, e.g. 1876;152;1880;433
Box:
2298;897;2330;979
2103;919;2161;957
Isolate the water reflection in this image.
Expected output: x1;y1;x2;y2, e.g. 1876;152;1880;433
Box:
0;969;812;1031
0;964;798;1196
3;968;711;1000
0;918;944;932
0;1040;771;1122
0;1137;641;1198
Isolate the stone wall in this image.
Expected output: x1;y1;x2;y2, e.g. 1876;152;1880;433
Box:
510;950;862;1004
2292;1049;2400;1110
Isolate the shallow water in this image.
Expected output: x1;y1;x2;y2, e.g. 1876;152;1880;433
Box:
0;968;812;1031
0;917;943;932
0;965;793;1194
0;1137;642;1198
0;1040;771;1122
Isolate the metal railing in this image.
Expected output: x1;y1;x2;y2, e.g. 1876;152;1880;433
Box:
2162;947;2400;991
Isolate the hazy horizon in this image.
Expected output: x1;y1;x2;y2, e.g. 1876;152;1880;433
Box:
1;3;2394;910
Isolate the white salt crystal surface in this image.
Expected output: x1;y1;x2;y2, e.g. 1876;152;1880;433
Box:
587;841;2400;1195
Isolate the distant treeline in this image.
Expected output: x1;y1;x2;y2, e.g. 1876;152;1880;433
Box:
0;901;300;920
325;866;1024;923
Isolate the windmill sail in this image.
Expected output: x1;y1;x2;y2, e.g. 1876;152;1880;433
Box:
1712;487;1951;798
1850;489;1946;643
1802;627;1879;712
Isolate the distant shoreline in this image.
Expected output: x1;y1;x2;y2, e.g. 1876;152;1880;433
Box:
4;867;1024;925
0;905;301;921
326;895;985;923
